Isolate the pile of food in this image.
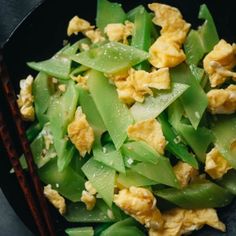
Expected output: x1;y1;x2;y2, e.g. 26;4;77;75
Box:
17;0;236;235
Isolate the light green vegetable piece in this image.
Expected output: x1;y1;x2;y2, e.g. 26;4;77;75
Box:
130;83;189;122
212;116;236;169
32;72;55;126
47;80;79;171
28;42;79;79
87;70;133;149
117;170;156;188
121;141;159;164
94;148;125;174
64;199;124;223
171;63;208;129
65;227;94;236
101;218;145;236
155;181;233;209
96;0;126;30
20;123;56;169
130;158;179;188
78;86;106;136
70;42;149;74
82;158;116;207
184;4;219;65
175;123;214;162
131;6;152;70
38;159;85;202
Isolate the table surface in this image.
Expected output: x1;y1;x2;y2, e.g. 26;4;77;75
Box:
0;1;42;235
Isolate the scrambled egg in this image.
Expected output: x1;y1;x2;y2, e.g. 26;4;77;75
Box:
71;75;88;89
205;147;232;179
41;129;54;150
43;184;66;215
67;16;94;36
127;118;166;155
84;29;105;44
81;190;96;210
203;39;236;87
149;208;225;236
148;3;190;68
207;84;236;114
85;181;97;195
173;161;199;188
17;75;35;121
67;16;105;43
104;21;134;44
114;67;170;105
114;186;164;230
67;107;94;157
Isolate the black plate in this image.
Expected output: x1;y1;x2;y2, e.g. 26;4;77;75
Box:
1;0;236;235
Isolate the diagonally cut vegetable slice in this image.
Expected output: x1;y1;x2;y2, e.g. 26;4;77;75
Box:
65;227;94;236
171;63;208;129
70;42;149;74
82;158;116;207
130;158;179;188
154;181;233;209
87;70;133;149
131;6;152;70
28;42;79;79
217;170;236;195
117;170;156;188
212;117;236;169
78;86;106;136
96;0;126;30
65;199;124;223
130;83;189;122
121;141;159;164
32;72;55;126
184;4;219;65
158;114;199;168
100;218;145;236
38;159;85;202
175;123;214;162
47;80;79;170
94;149;125;174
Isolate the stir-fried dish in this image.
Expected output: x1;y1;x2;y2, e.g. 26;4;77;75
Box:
16;0;236;235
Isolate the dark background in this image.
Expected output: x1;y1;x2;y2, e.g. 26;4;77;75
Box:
0;1;42;235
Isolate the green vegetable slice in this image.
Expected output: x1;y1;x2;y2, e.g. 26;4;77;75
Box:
100;218;145;236
171;63;208;129
130;83;189;122
117;170;156;188
32;72;55;126
65;227;94;236
82;158;115;207
26;122;42;142
155;181;233;209
121;141;159;164
28;42;79;79
39;159;85;202
217;170;236;195
158;114;198;168
96;0;126;30
47;80;79;171
20;124;56;169
78;86;106;136
64;199;124;223
93;138;125;173
87;70;133;149
212;116;236;169
70;42;149;74
131;6;152;70
175;123;214;162
130;159;179;188
184;4;219;65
